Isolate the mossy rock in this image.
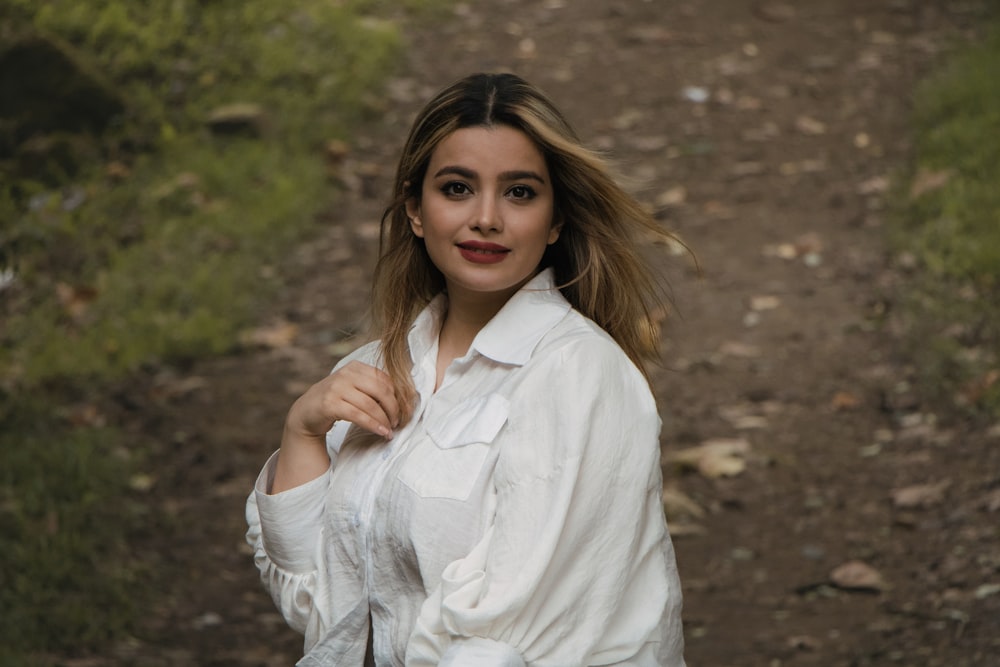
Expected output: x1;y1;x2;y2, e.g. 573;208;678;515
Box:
0;33;125;156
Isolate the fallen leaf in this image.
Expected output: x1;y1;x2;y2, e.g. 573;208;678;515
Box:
831;391;861;411
129;474;156;492
668;522;706;537
752;1;796;22
55;282;98;320
630;135;669;152
857;175;890;195
890;480;950;509
762;243;799;260
665;438;751;478
656;185;687;207
68;404;106;428
870;30;898;45
909;168;952;199
517;37;537;59
662;486;706;520
830;560;885;592
717;341;762;358
979;489;1000;513
719;403;769;430
794;115;827;136
786;635;821;651
610;108;644;131
975;583;1000;600
731;161;766;177
240;321;299;349
750;295;781;311
702;201;735;219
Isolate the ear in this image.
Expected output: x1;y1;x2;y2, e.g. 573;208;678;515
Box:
547;215;563;245
404;186;424;238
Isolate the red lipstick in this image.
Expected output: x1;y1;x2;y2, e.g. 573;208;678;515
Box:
457;241;510;264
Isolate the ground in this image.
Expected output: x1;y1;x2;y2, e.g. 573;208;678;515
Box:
114;1;1000;665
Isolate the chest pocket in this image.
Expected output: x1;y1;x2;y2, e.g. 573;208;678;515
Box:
397;393;509;501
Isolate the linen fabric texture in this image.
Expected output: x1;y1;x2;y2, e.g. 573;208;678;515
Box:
245;269;686;666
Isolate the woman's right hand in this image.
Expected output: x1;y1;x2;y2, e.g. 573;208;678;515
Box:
287;361;400;441
272;361;400;493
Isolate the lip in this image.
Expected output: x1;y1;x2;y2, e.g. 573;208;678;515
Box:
456;241;510;264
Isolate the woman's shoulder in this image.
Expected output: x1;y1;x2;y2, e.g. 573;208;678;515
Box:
536;308;640;373
523;309;654;405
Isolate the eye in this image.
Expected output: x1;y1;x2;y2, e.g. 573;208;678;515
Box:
441;181;471;197
507;184;536;200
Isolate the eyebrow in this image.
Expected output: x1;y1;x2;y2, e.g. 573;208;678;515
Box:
433;165;547;184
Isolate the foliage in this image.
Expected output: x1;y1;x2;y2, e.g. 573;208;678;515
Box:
0;0;441;659
1;0;411;386
889;21;1000;416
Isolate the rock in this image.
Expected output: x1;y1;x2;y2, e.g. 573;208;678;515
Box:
829;560;886;592
0;33;125;155
205;103;267;136
890;480;950;509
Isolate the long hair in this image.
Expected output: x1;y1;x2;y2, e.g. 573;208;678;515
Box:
371;72;681;421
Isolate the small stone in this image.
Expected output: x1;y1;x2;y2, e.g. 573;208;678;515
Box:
682;86;710;103
206;103;267;136
974;583;1000;600
890;481;950;509
193;612;223;629
830;560;886;592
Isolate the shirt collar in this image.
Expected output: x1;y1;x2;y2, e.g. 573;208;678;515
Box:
407;268;571;368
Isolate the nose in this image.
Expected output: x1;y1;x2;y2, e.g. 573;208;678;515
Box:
470;194;502;233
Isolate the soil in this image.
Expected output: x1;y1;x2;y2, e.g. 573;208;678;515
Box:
112;1;1000;665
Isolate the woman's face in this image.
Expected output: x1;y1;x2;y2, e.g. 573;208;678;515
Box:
406;125;559;305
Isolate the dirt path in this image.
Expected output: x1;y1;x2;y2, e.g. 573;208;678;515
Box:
120;2;999;666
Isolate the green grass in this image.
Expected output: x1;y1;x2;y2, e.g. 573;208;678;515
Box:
1;0;412;385
4;137;332;382
890;20;1000;416
0;0;443;659
0;395;141;655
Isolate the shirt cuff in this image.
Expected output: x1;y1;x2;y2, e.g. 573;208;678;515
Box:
254;451;331;572
439;638;526;667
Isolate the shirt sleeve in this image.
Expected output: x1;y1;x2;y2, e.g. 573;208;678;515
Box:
244;342;380;648
406;335;686;666
245;451;332;647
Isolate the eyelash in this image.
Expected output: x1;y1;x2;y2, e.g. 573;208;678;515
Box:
439;182;537;200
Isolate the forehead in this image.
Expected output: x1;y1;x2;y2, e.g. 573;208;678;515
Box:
428;125;548;173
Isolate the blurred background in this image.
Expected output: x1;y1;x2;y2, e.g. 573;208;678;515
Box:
1;1;998;665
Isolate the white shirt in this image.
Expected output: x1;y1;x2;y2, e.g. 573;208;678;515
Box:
245;269;686;666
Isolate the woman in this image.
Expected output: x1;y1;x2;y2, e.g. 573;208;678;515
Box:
246;72;686;666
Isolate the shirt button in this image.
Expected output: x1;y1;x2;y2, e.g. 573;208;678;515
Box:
352;512;361;527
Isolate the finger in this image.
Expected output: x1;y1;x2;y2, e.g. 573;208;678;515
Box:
342;363;401;427
337;392;395;439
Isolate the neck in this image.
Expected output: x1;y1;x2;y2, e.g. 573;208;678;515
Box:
433;282;522;393
438;284;513;358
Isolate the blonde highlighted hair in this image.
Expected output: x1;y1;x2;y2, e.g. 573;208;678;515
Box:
372;72;680;420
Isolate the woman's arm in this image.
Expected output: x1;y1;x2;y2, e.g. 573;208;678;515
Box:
273;359;400;492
